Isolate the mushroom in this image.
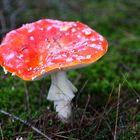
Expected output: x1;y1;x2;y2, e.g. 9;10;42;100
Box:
0;19;108;122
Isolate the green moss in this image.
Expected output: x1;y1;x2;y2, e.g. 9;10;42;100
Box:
0;0;140;139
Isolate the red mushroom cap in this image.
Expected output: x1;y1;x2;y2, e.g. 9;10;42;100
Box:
0;19;108;80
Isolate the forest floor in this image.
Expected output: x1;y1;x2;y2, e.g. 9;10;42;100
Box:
0;0;140;139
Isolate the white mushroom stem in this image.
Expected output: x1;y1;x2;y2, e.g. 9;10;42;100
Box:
47;71;77;122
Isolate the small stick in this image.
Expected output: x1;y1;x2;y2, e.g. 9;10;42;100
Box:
94;84;115;136
114;84;121;140
0;123;4;140
122;73;140;99
79;94;90;126
76;80;88;107
24;82;31;119
0;11;7;35
0;109;52;140
52;133;79;140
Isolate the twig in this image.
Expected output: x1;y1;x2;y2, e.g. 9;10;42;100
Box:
94;84;115;137
114;84;121;140
10;1;26;29
104;84;115;109
0;11;7;35
0;109;52;140
24;82;31;119
0;123;4;140
52;128;79;135
118;63;133;74
2;0;12;12
90;106;114;137
122;73;140;99
75;80;89;107
104;77;126;116
79;94;90;126
73;73;82;85
52;133;79;140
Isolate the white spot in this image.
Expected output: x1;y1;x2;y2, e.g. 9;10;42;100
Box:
18;54;24;59
28;67;32;71
66;58;73;62
91;38;96;41
90;44;103;51
30;36;34;41
77;56;85;61
12;72;16;76
16;137;23;140
86;54;92;59
41;69;46;74
77;35;81;38
11;86;15;90
60;25;71;31
59;64;63;69
28;28;34;33
40;27;44;31
3;67;8;74
83;42;88;45
73;23;77;27
90;44;96;48
47;26;52;31
71;50;75;53
62;54;67;57
47;106;50;110
39;60;43;66
82;48;86;51
40;55;43;61
32;75;37;80
60;28;67;31
73;54;78;58
33;67;38;71
72;28;76;33
47;61;54;66
136;99;139;103
6;53;15;60
16;64;23;68
98;35;104;41
94;45;103;51
11;118;15;122
99;42;102;45
83;29;92;35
